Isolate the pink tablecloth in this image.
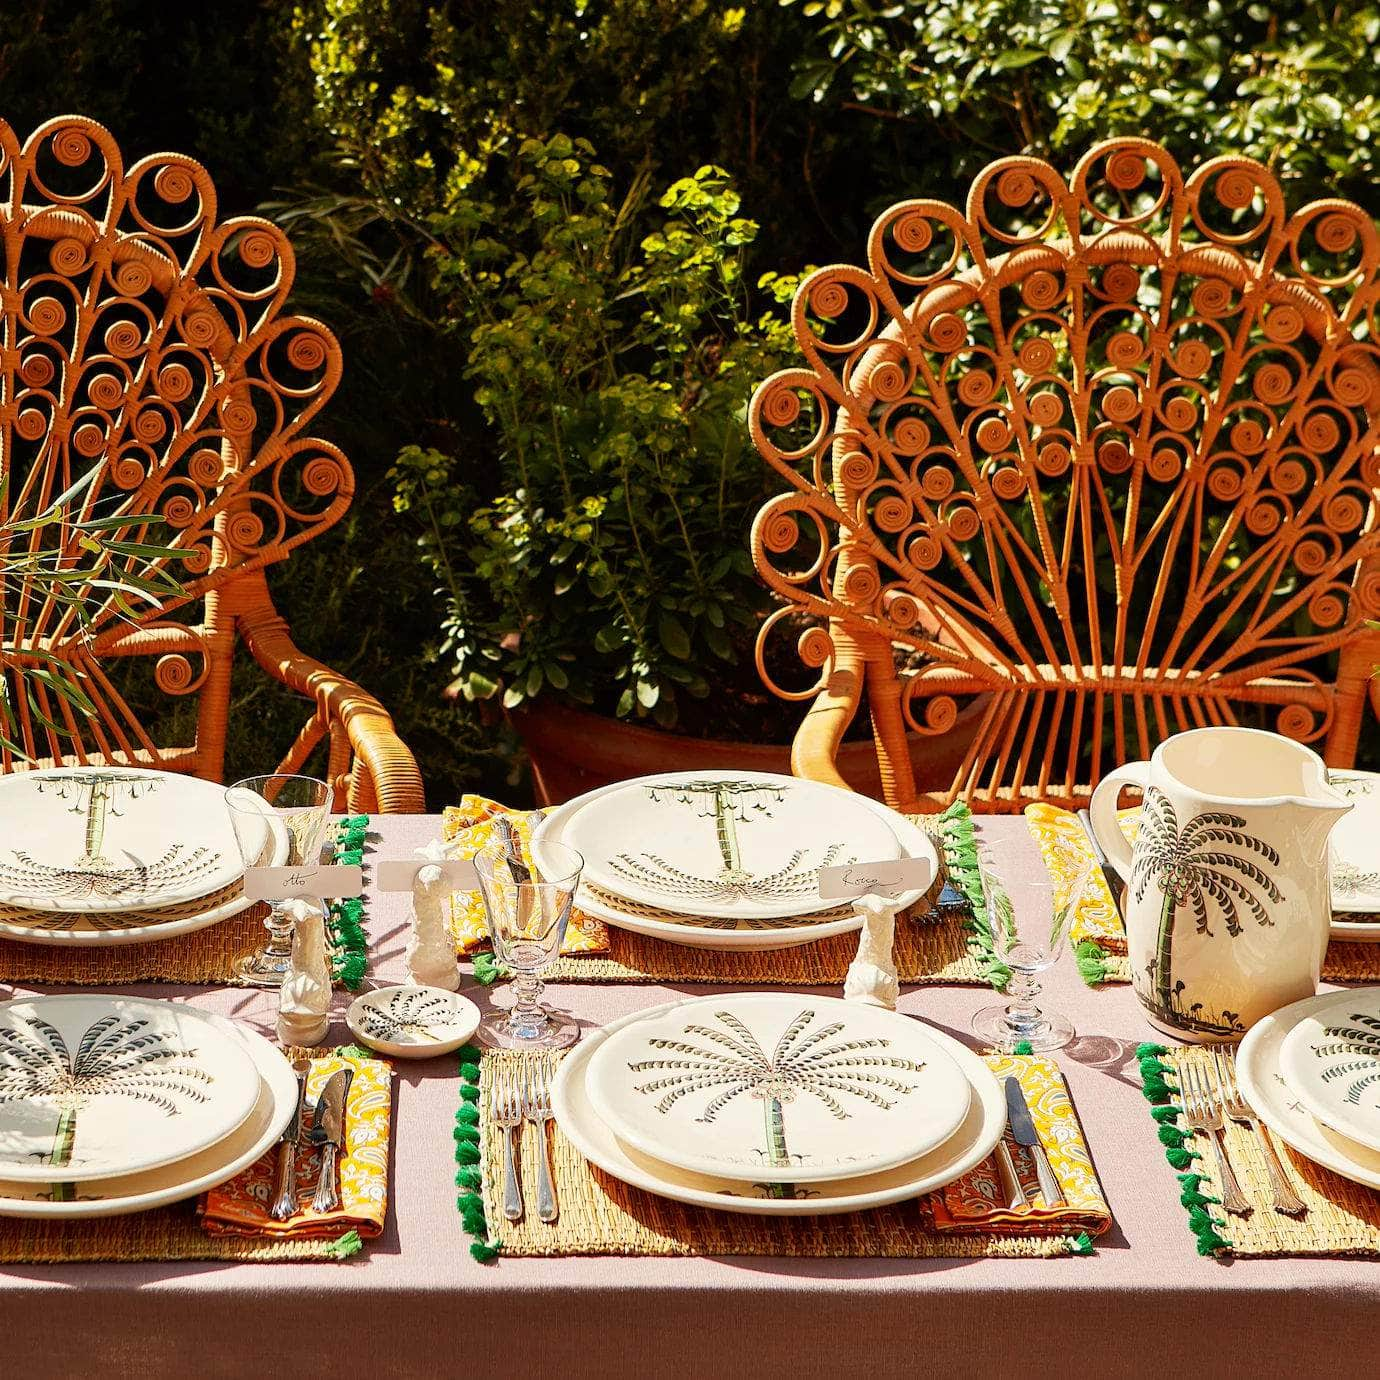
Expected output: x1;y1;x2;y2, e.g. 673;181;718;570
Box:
0;814;1373;1380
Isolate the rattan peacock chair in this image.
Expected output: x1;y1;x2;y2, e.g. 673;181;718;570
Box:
0;115;422;811
750;138;1380;812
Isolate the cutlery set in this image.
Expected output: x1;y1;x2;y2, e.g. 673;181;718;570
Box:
271;1064;355;1220
495;1063;559;1224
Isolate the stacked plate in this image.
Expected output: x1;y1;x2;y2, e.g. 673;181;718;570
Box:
1327;769;1380;942
0;766;283;945
551;992;1006;1215
0;995;296;1219
1237;986;1380;1191
529;770;938;951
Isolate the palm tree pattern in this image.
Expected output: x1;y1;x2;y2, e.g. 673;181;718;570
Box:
626;1008;925;1170
1132;787;1282;1034
357;989;457;1044
0;1012;212;1168
610;781;854;904
1310;1012;1380;1109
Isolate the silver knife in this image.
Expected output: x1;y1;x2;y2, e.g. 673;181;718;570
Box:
308;1068;354;1214
1076;807;1124;922
1004;1076;1065;1208
271;1057;312;1221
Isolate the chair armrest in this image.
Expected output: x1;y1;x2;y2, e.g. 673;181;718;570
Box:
232;576;424;812
791;660;864;793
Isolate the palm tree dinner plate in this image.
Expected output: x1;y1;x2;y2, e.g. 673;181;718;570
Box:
583;992;972;1184
561;770;902;921
1327;770;1380;919
553;999;1004;1215
1278;987;1380;1154
1236;991;1380;1191
0;883;258;948
0;996;261;1183
530;775;939;950
0;767;270;915
0;1025;296;1219
346;985;482;1059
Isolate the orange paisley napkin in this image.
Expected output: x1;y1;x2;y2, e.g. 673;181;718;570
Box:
924;1052;1111;1237
199;1050;392;1240
440;795;610;956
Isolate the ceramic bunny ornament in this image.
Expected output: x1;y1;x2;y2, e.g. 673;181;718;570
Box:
1090;726;1350;1041
277;899;331;1047
407;838;462;992
843;894;901;1010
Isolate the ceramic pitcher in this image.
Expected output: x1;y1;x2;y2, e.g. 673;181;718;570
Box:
1089;726;1351;1042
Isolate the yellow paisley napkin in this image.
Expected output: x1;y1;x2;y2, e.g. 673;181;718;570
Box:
440;795;610;956
200;1051;392;1240
1025;803;1129;954
925;1052;1111;1237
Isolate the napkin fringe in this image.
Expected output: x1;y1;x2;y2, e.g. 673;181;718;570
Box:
1135;1042;1232;1257
453;1043;501;1262
1074;939;1112;985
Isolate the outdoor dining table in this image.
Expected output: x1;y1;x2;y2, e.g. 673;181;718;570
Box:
1;812;1374;1380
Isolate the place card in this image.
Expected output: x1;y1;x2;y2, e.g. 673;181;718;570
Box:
818;857;934;901
376;859;479;892
243;864;363;901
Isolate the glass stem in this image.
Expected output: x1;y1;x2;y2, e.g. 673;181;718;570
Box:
509;973;547;1035
264;903;295;961
1004;966;1045;1035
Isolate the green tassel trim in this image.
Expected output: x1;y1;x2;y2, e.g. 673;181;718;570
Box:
453;1043;500;1260
1136;1043;1231;1256
1013;1040;1034;1056
939;802;1012;990
1073;938;1112;986
327;818;370;991
1068;1231;1095;1256
324;1229;363;1259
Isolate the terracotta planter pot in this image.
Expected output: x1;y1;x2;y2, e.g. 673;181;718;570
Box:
510;698;988;806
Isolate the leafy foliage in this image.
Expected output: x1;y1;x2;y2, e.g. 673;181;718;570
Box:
784;0;1380;210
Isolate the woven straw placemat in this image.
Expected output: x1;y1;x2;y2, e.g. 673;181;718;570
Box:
1058;936;1380;987
542;811;996;987
463;1050;1089;1260
0;1201;363;1264
1137;1043;1380;1258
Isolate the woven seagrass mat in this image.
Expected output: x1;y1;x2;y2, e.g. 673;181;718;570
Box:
0;903;270;987
475;1051;1087;1259
1141;1044;1380;1258
0;1200;360;1264
543;815;990;986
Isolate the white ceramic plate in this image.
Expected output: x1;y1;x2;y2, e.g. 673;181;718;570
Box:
0;1026;296;1218
346;985;481;1059
0;767;257;913
584;992;971;1184
562;771;901;920
0;889;255;948
1278;986;1380;1152
1236;990;1380;1191
0;995;261;1182
1328;770;1380;921
554;999;1004;1215
531;779;938;951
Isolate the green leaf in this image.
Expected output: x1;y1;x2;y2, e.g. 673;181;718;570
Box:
635;678;659;709
657;612;691;659
991;49;1046;73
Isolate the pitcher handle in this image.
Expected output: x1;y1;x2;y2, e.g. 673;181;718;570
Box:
1088;762;1149;883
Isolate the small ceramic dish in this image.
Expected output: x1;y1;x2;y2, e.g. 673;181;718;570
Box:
346;985;481;1059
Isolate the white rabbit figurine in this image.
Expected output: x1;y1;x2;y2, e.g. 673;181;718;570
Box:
407;838;462;992
277;899;331;1047
843;892;901;1010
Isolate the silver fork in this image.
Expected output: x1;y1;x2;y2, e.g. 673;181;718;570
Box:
1179;1054;1252;1216
1212;1045;1306;1217
521;1060;559;1223
492;1065;524;1223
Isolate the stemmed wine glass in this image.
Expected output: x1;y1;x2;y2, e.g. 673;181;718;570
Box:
971;838;1093;1052
474;839;583;1050
225;774;331;987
